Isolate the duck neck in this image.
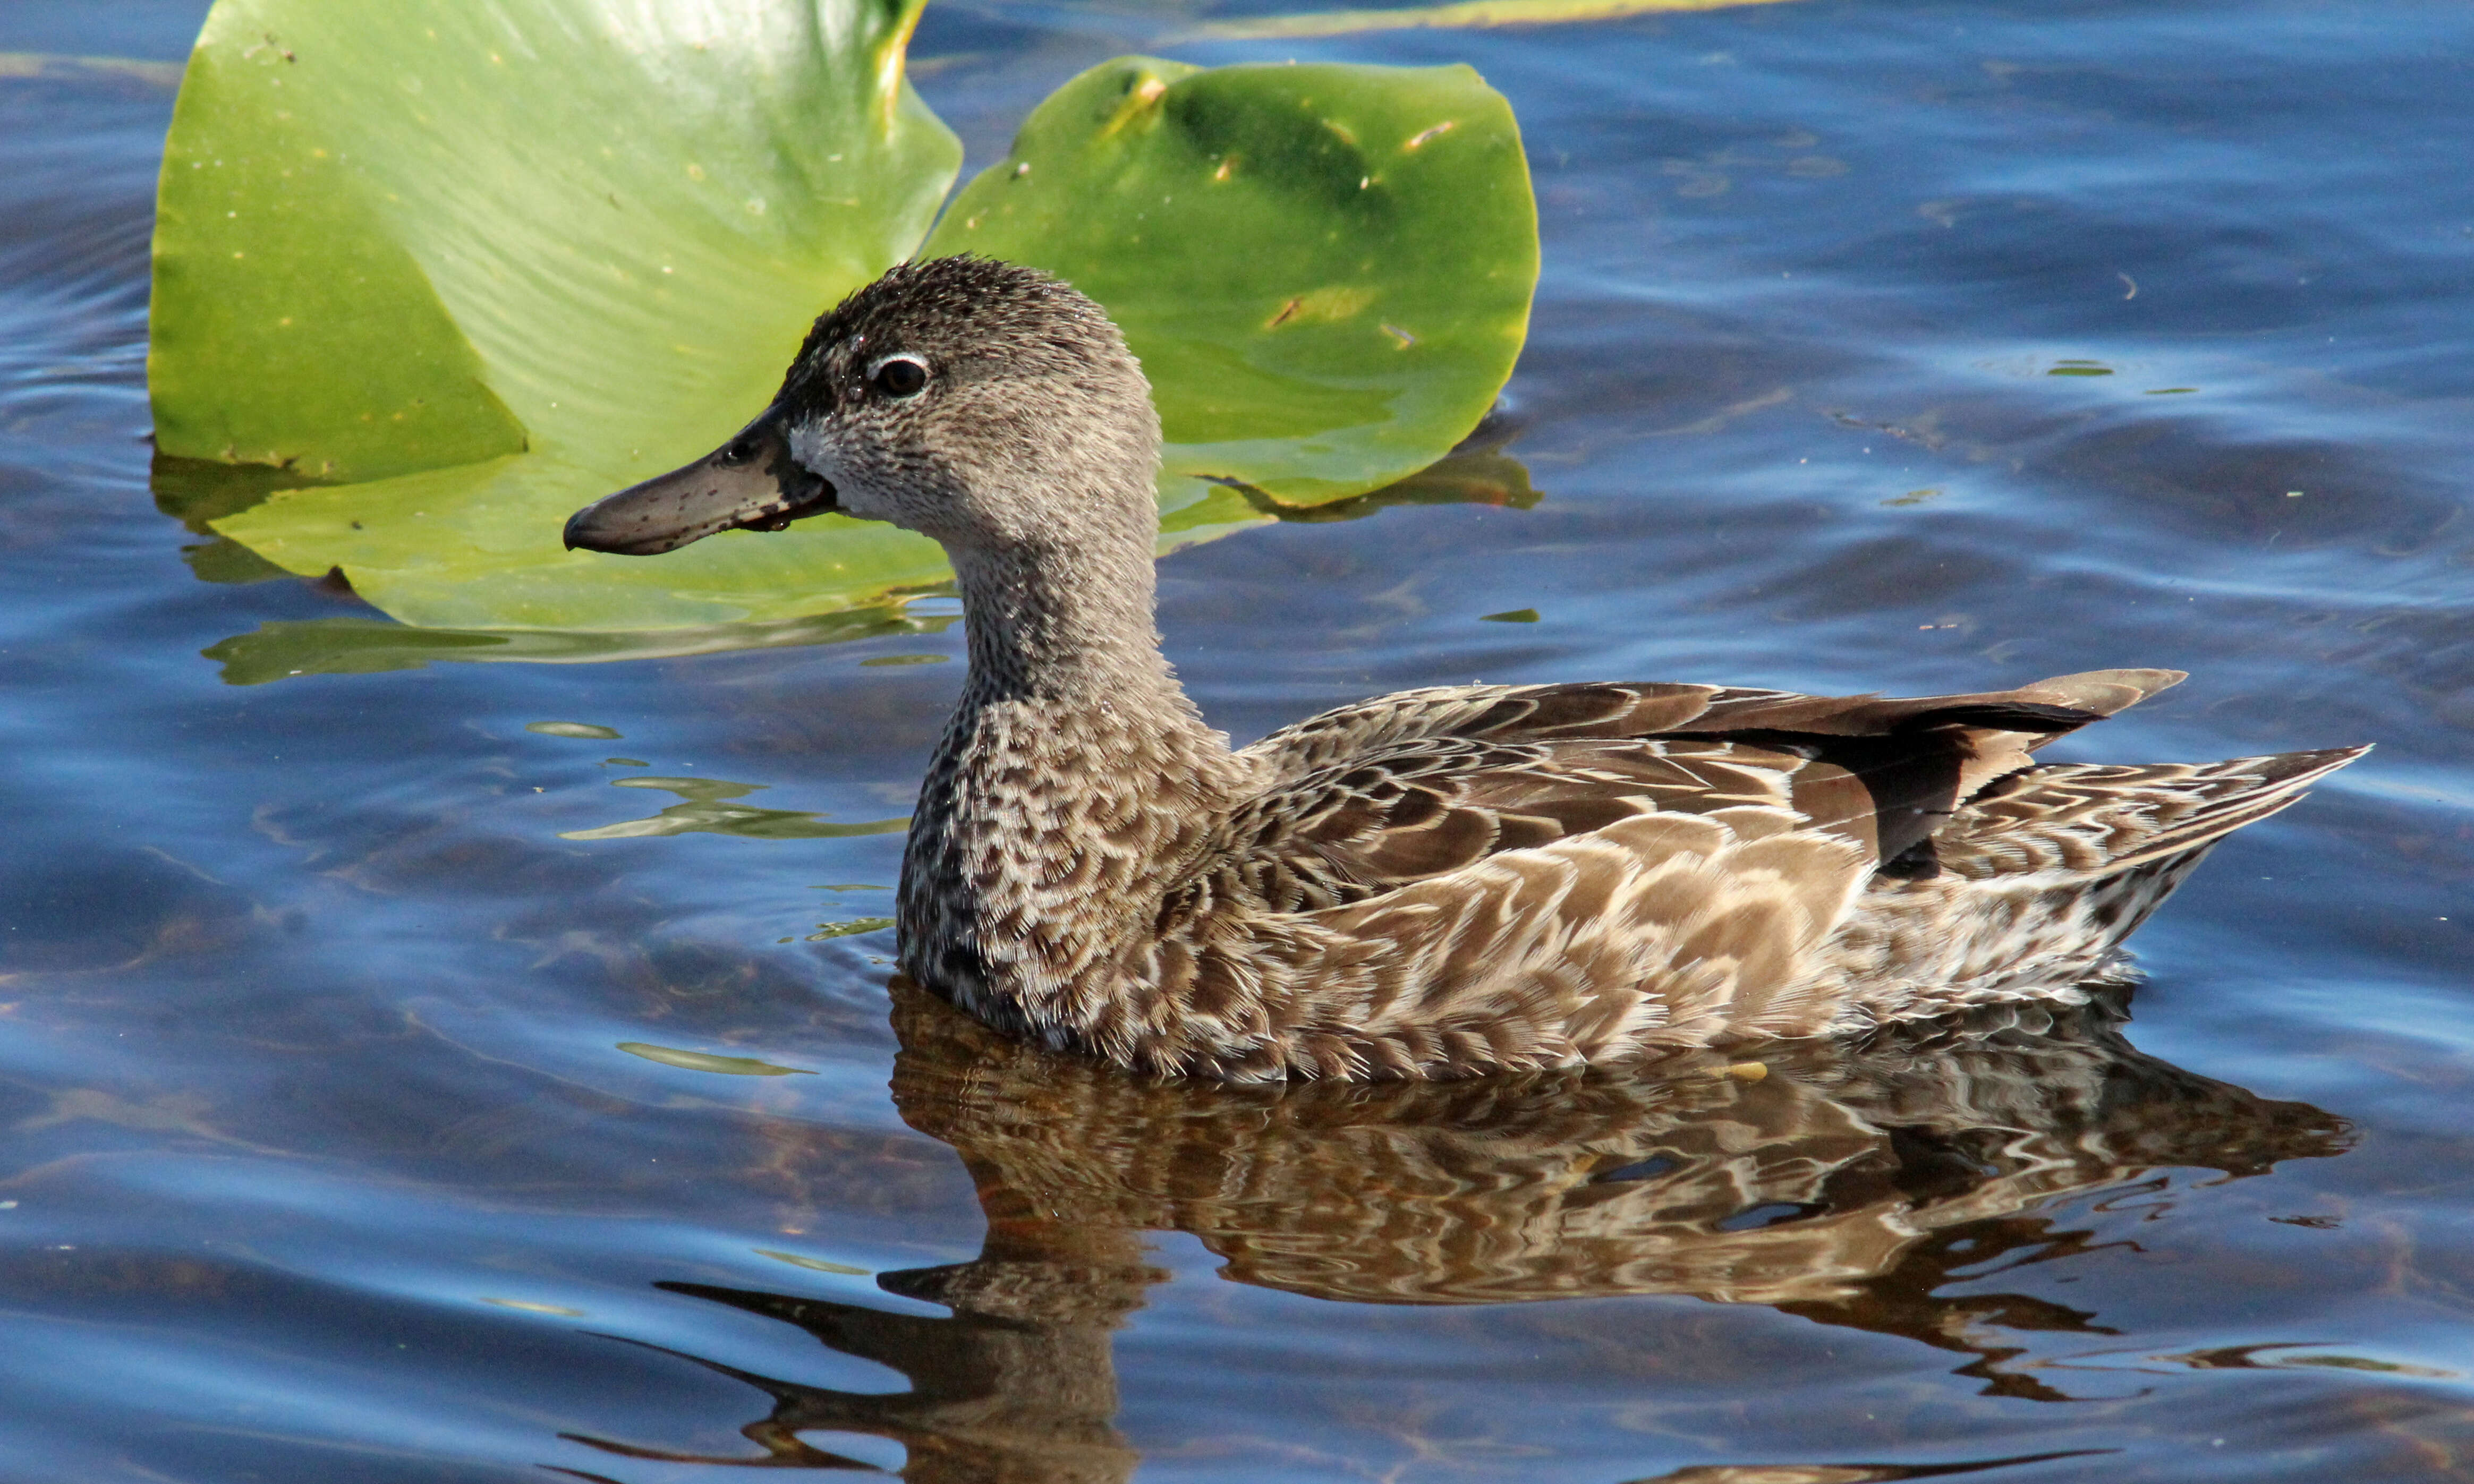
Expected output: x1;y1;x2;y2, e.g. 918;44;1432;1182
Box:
948;533;1180;707
900;521;1253;1027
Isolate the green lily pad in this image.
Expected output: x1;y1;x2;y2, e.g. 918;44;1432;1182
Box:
804;917;898;940
155;1;1537;636
616;1043;817;1077
1225;412;1540;523
197;604;956;685
926;56;1536;506
561;775;908;841
154;0;955;485
753;1249;871;1275
160;0;963;632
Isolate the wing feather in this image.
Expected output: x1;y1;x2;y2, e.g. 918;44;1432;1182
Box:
1098;670;2339;1080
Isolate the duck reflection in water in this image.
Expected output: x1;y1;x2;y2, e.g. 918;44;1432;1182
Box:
558;980;2348;1481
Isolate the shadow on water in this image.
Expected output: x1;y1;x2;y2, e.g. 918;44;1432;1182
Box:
560;983;2349;1481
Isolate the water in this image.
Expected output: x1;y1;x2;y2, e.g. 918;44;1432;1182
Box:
4;0;2471;1478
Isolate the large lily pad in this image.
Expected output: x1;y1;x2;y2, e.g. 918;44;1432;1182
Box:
153;0;955;484
926;56;1535;505
155;1;1538;635
160;0;964;632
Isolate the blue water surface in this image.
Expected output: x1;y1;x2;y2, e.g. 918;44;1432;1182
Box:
1;0;2470;1479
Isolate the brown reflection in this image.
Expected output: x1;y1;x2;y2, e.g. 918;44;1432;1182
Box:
566;982;2348;1480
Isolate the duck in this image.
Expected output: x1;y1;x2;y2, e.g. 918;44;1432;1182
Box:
564;255;2367;1084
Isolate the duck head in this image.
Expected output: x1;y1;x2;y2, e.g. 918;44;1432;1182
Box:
563;256;1161;559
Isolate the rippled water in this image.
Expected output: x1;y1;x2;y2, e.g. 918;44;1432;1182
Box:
4;1;2472;1479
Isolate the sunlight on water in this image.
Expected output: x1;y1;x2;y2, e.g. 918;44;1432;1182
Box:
0;0;2469;1479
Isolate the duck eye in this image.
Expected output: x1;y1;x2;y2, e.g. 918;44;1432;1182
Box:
869;355;930;400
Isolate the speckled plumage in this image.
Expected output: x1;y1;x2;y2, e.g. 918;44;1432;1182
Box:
902;661;2359;1081
566;257;2368;1082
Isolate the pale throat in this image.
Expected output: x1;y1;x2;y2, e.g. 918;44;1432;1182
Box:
945;521;1185;709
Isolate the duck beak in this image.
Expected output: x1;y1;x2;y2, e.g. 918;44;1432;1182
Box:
562;407;838;556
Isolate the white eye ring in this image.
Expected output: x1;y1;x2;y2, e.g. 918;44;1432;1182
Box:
866;353;931;400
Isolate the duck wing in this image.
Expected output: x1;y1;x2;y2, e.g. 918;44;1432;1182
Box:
1218;670;2185;908
1108;672;2224;1079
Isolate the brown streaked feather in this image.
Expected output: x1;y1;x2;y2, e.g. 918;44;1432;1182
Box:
1211;669;2166;912
907;664;2362;1082
1940;745;2368;879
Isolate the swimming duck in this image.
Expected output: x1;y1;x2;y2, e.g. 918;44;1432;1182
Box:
564;256;2366;1082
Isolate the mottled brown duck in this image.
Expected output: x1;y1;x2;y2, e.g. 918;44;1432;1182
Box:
564;256;2367;1083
